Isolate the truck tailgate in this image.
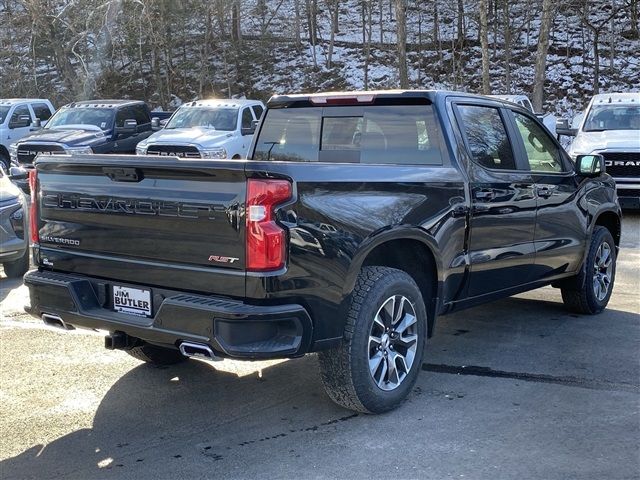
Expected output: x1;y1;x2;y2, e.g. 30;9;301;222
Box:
35;156;247;296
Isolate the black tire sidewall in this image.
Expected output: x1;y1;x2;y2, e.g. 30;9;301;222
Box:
0;153;9;172
584;228;616;312
349;272;427;413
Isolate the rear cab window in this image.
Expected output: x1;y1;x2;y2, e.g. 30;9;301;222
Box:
253;104;445;165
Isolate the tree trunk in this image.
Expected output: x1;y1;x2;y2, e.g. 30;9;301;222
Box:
457;0;465;46
532;0;554;112
479;0;491;94
593;31;600;94
394;0;408;88
294;0;302;51
503;0;511;93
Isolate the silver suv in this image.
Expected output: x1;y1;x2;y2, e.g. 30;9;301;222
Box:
0;167;29;277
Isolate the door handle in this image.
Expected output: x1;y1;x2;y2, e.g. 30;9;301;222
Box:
536;186;553;198
475;189;496;201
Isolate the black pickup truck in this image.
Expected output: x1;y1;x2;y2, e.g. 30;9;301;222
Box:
24;90;621;413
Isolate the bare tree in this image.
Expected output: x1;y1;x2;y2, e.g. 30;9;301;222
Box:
532;0;554;111
479;0;491;94
394;0;408;88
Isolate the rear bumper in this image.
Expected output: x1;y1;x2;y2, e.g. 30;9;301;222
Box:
24;270;313;360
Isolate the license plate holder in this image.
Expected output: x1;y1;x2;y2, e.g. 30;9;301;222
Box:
112;285;152;317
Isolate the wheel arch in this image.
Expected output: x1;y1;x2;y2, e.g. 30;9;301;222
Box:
344;228;442;337
592;209;621;248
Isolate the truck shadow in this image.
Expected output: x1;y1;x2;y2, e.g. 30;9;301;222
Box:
0;355;346;479
0;274;24;304
1;294;638;479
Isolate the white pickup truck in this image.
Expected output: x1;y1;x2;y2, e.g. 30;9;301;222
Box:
489;95;557;136
560;92;640;209
0;99;55;170
136;99;264;159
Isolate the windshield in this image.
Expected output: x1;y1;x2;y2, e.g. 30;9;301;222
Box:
165;107;238;131
583;105;640;132
0;106;10;124
45;107;115;130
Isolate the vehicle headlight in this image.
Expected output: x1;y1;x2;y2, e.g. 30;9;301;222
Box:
200;147;227;159
136;145;147;155
9;206;25;239
66;146;93;155
9;144;17;162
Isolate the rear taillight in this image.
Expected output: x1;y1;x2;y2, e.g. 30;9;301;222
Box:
246;179;292;271
28;169;39;244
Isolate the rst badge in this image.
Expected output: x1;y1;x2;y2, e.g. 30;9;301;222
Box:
208;255;239;264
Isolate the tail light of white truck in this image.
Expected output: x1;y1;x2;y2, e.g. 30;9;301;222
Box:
246;179;292;271
28;169;39;244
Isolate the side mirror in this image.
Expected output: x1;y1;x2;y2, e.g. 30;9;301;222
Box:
9;115;31;129
556;118;577;137
116;119;137;135
151;117;161;130
8;165;28;181
575;154;605;177
31;118;42;129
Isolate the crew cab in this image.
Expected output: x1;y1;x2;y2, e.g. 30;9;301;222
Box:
0;99;55;171
24;90;621;414
560;92;640;209
136;99;264;159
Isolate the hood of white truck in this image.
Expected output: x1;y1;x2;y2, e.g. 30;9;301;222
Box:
570;129;640;155
141;128;234;148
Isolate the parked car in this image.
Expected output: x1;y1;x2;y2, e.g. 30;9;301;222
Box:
0;98;55;171
0;166;29;277
136;99;264;159
9;99;170;192
558;92;640;209
23;90;621;413
489;94;557;136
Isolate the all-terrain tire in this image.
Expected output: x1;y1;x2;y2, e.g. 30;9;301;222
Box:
3;249;29;278
0;153;10;172
318;266;428;414
561;226;616;315
126;342;187;365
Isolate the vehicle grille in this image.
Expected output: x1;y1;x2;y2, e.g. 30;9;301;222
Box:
602;152;640;178
17;144;65;165
146;145;201;158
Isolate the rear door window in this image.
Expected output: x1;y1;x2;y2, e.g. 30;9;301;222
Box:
31;103;53;121
252;104;264;120
253;105;444;165
130;104;150;125
457;105;517;171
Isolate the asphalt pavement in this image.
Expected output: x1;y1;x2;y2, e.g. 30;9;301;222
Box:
0;214;638;480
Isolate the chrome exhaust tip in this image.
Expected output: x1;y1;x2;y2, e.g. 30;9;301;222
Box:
179;342;219;361
42;313;75;330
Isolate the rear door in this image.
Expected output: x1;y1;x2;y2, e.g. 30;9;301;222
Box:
454;102;537;297
506;108;585;279
35;156;247;296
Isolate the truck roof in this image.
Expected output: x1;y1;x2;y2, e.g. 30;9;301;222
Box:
180;98;262;109
0;98;51;105
65;100;146;109
590;93;640;106
267;89;516;108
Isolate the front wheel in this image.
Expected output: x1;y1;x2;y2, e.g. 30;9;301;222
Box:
561;226;617;314
318;266;428;413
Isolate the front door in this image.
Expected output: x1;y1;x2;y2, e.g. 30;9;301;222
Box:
456;103;538;297
506;109;585;280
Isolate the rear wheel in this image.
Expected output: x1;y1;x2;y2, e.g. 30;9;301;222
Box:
126;342;187;365
318;266;427;413
3;249;29;278
561;226;616;314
